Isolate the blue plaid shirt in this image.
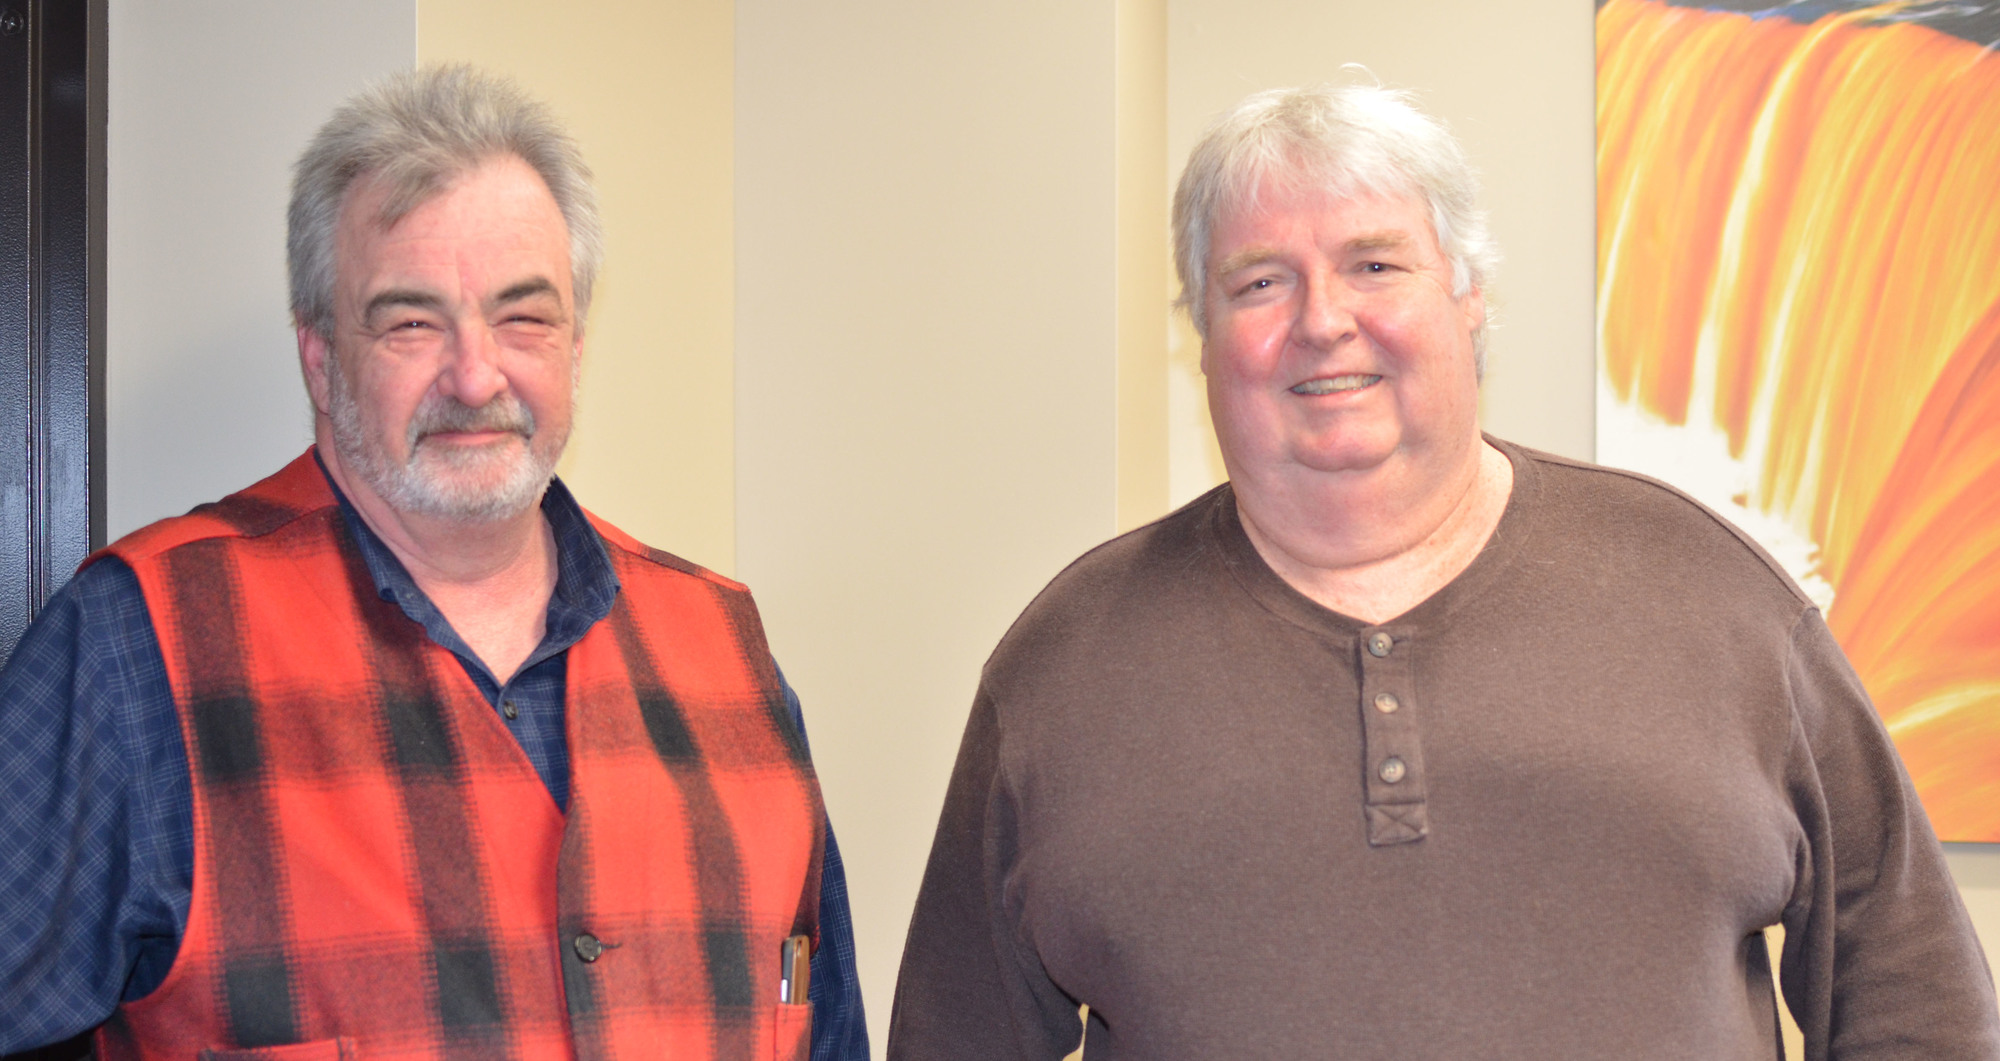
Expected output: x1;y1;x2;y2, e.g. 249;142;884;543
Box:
0;465;867;1058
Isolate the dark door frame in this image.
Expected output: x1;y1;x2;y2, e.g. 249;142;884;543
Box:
0;0;103;1052
0;0;105;673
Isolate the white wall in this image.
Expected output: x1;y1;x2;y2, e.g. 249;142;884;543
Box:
106;1;413;538
734;0;1122;1034
417;0;741;575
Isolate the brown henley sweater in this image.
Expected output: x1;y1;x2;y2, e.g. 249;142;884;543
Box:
888;441;2000;1060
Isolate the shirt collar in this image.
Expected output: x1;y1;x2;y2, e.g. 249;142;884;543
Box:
312;448;621;680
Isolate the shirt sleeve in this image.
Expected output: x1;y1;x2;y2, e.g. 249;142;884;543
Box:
0;558;192;1050
1777;608;2000;1059
886;688;1081;1061
776;665;871;1061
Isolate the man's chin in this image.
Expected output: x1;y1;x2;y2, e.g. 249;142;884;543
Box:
360;450;554;523
1288;433;1400;477
407;466;550;520
412;432;532;467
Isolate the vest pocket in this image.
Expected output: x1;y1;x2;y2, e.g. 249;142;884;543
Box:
199;1039;356;1061
772;1002;812;1061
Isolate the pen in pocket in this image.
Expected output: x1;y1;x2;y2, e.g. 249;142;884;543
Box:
780;935;811;1004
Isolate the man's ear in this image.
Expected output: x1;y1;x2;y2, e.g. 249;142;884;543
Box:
1460;285;1487;336
298;321;334;416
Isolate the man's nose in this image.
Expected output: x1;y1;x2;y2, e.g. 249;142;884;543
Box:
1293;271;1359;350
439;322;509;407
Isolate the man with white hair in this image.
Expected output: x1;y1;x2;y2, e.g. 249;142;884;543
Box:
0;67;864;1059
886;83;1999;1058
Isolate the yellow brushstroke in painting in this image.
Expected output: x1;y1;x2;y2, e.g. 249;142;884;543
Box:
1599;0;2000;837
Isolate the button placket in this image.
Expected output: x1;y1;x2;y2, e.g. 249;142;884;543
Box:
1357;625;1428;846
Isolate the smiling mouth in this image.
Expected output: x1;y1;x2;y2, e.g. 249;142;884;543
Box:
405;395;537;451
420;428;523;444
1290;374;1381;396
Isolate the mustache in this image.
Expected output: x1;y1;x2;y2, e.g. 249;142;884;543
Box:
406;393;537;449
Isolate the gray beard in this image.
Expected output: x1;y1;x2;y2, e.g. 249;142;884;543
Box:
324;349;569;523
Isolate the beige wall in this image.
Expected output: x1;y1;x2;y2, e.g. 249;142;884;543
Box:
419;0;740;574
1949;848;2000;995
734;0;1128;1035
1117;0;1172;530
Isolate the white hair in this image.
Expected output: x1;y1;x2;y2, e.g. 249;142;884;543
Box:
288;64;604;339
1172;81;1499;361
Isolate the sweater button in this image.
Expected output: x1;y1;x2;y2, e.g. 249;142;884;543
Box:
1367;632;1393;657
1378;757;1407;784
574;933;604;963
1374;692;1401;714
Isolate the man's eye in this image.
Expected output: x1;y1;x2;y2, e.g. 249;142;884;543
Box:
1360;262;1389;273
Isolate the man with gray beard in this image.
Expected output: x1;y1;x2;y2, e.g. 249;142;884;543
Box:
0;67;866;1060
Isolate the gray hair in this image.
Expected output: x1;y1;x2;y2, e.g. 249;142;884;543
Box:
1172;82;1499;354
288;64;605;339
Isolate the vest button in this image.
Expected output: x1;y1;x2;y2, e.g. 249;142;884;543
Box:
574;933;604;963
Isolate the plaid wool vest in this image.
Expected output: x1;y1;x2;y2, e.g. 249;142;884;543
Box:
92;451;823;1061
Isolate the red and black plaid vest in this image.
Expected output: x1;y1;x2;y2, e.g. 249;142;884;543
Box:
92;451;823;1061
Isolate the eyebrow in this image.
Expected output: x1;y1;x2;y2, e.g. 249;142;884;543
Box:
1210;231;1417;279
489;277;561;310
361;288;446;324
359;278;564;326
1212;247;1280;278
1346;232;1412;254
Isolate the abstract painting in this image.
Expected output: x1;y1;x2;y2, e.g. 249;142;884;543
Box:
1596;0;2000;840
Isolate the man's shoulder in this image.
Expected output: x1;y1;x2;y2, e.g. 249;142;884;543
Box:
96;450;336;568
1506;441;1819;613
582;507;752;598
983;487;1227;680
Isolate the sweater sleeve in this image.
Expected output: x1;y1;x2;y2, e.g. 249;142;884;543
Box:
886;688;1081;1060
1778;608;2000;1059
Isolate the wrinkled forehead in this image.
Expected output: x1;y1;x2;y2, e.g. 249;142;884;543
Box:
1206;165;1436;269
334;167;405;236
331;169;464;259
335;156;569;258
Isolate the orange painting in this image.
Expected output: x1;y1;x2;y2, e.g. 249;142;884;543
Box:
1596;0;2000;840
